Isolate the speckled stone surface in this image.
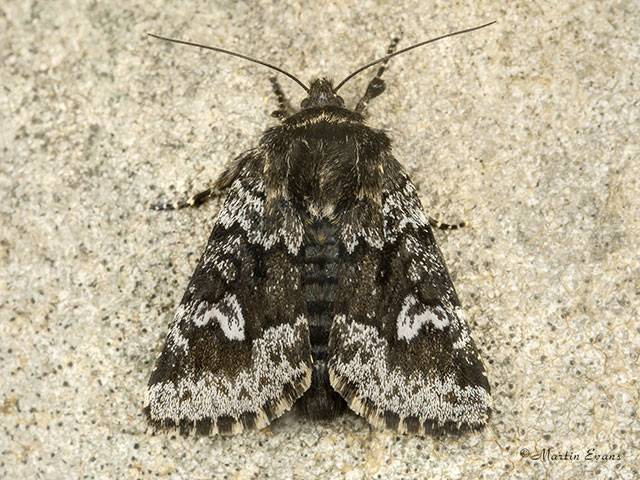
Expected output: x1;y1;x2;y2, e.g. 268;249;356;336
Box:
1;1;638;479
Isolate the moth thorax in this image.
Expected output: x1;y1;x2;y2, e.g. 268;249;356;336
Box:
307;201;337;219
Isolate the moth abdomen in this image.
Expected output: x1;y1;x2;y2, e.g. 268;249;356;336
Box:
296;219;347;419
303;221;339;361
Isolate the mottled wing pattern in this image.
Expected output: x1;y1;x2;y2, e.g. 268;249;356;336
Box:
145;151;312;435
329;155;491;434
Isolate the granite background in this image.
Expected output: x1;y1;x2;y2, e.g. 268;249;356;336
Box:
1;1;638;478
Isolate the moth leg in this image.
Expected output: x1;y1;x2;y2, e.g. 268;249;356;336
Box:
269;76;294;119
355;33;403;114
151;150;254;211
150;186;219;211
429;217;466;230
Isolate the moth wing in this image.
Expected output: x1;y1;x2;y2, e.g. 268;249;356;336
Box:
329;159;491;434
145;152;311;435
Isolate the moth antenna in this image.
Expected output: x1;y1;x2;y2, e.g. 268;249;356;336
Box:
148;33;310;93
334;20;496;92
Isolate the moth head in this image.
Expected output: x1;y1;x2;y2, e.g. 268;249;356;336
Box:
300;79;345;109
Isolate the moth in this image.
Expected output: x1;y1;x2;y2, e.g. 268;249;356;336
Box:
144;22;494;436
